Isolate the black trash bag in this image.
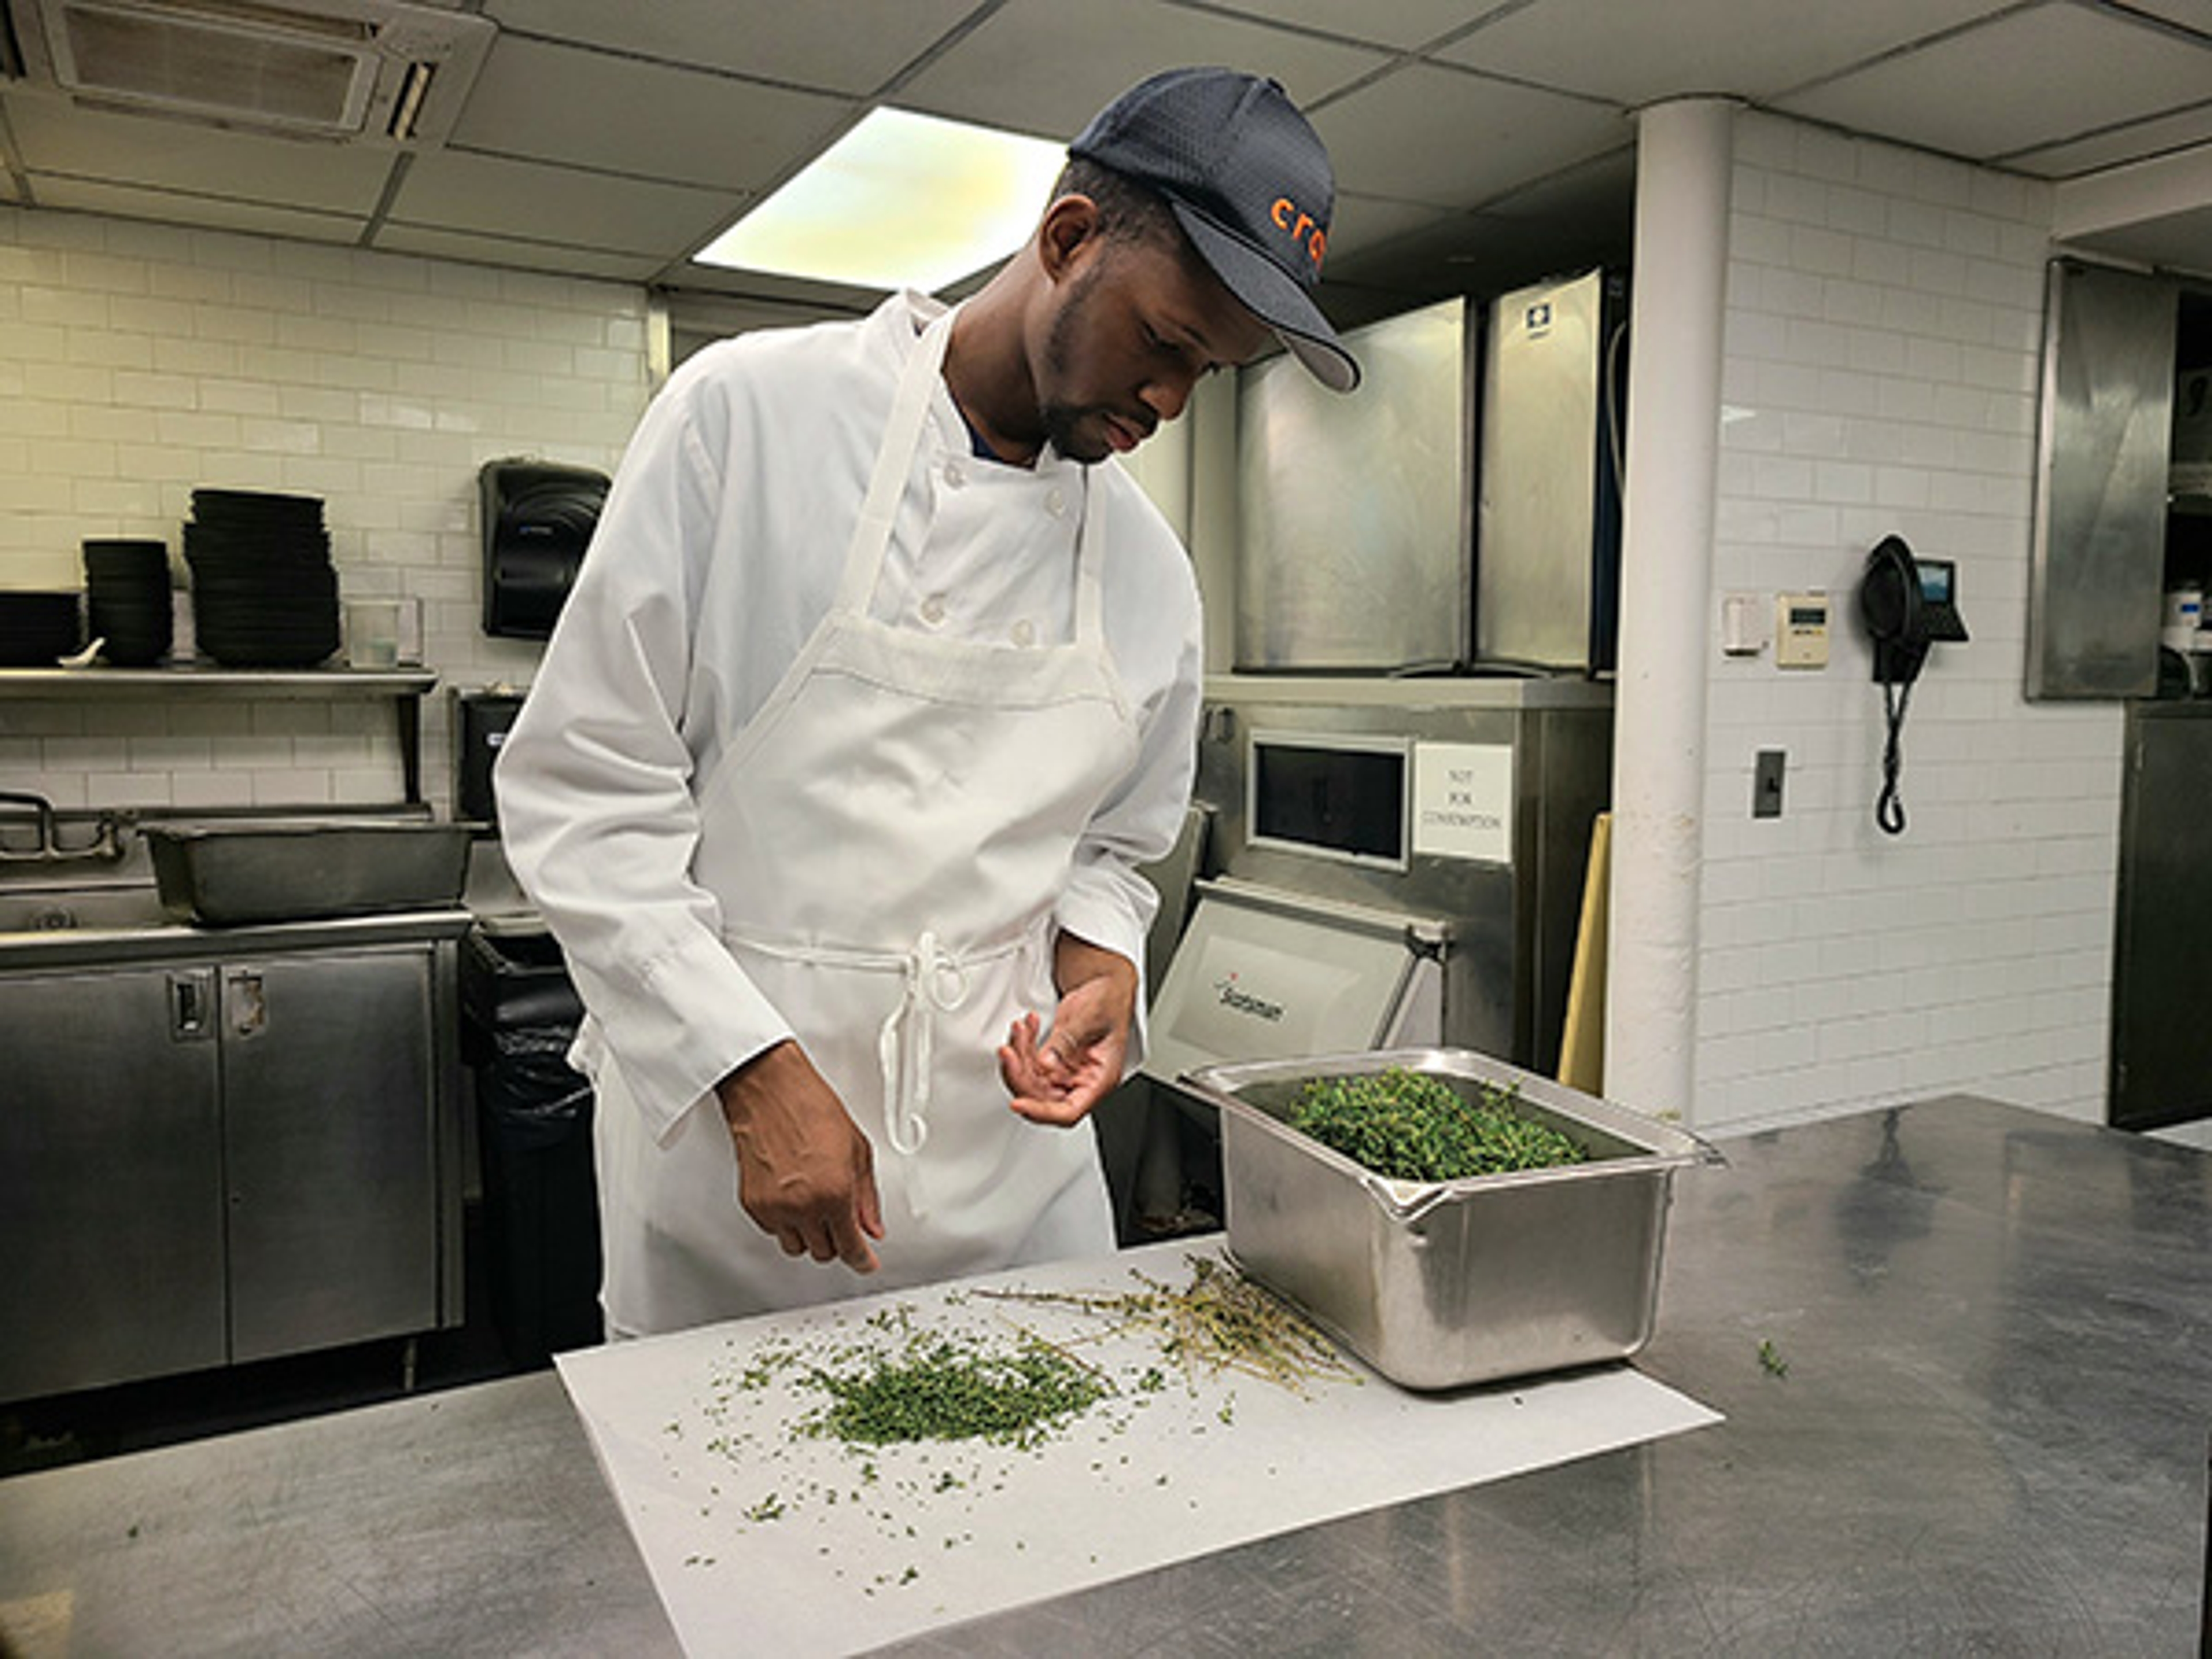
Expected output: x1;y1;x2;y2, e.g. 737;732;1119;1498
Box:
480;1025;592;1151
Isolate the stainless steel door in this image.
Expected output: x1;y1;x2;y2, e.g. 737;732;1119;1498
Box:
0;965;225;1401
1479;270;1612;669
222;946;440;1362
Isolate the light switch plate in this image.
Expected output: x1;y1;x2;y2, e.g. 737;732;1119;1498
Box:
1721;592;1764;656
1775;592;1830;668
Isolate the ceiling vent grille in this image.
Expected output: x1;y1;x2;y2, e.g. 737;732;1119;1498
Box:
10;0;493;144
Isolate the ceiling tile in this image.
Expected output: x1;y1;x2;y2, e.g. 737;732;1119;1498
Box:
26;177;366;243
389;150;740;257
1183;0;1513;52
896;0;1388;141
450;36;854;191
2109;0;2212;35
2003;106;2212;177
1431;0;2014;104
480;0;981;94
370;223;664;283
1312;62;1625;210
1774;2;2212;162
3;96;396;214
1477;143;1638;222
1328;193;1459;267
1326;153;1635;306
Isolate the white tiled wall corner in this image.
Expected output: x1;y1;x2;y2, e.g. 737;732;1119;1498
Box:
1695;113;2118;1134
0;206;649;817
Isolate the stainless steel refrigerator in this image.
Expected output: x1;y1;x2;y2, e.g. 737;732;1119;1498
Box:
1478;268;1628;673
1230;272;1626;675
1233;296;1475;672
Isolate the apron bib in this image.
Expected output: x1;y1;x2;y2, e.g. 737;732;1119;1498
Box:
594;310;1139;1334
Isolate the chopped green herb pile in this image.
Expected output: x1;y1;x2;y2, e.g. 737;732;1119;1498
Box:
796;1333;1108;1450
1287;1067;1588;1183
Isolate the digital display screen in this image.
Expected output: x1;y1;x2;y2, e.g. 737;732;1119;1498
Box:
1918;560;1954;604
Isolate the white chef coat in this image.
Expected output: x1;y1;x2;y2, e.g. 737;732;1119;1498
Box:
495;291;1203;1329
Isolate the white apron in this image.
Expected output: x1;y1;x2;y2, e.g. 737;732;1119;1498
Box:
592;311;1137;1334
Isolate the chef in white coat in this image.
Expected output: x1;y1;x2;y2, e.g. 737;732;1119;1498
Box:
496;67;1359;1337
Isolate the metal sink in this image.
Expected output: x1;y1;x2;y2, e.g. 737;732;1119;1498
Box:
0;885;171;936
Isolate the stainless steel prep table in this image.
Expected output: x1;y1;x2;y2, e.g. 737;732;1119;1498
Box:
2;1096;2205;1656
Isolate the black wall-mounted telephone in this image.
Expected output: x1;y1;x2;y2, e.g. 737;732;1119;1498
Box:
1858;535;1968;835
1859;535;1968;686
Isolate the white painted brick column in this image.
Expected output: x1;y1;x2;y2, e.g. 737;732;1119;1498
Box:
1606;97;1737;1122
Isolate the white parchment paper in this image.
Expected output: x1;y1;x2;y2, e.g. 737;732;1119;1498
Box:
558;1238;1719;1657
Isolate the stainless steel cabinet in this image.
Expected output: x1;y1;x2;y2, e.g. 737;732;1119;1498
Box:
0;940;459;1404
224;950;443;1362
0;965;227;1400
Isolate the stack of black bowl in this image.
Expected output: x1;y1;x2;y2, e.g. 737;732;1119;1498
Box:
0;592;84;667
184;489;340;668
82;539;174;666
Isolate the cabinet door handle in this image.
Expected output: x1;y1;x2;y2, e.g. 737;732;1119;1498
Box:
226;969;267;1037
169;969;215;1040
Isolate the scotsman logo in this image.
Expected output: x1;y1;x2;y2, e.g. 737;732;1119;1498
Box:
1213;972;1284;1023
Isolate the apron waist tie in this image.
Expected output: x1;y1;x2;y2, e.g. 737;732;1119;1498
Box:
725;926;1028;1160
878;930;969;1156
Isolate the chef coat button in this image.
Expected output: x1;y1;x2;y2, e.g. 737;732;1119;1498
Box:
919;594;948;626
943;459;966;488
1046;487;1067;517
1012;619;1036;647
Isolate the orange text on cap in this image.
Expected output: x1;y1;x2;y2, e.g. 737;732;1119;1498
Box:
1270;198;1326;269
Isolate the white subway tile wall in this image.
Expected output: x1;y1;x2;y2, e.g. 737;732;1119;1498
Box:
0;206;650;815
1700;113;2115;1131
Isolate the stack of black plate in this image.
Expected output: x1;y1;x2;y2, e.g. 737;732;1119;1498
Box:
184;489;340;668
0;591;84;667
82;539;173;666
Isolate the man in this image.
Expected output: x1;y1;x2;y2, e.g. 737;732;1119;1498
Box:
496;67;1359;1337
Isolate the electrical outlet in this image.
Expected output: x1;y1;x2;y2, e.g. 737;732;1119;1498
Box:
1753;749;1786;819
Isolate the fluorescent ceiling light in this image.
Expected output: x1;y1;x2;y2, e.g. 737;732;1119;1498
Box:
695;106;1069;293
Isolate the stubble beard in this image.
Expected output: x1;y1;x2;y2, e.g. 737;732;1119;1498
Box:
1037;263;1113;465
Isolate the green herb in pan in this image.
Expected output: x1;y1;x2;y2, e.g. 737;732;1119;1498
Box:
1287;1067;1588;1183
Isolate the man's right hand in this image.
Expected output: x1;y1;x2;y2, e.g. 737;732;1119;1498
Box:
717;1040;884;1273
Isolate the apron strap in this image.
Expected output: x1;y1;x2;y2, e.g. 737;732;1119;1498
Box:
833;307;955;617
834;301;1109;649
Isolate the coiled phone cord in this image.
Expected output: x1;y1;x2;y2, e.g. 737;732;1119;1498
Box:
1876;677;1912;836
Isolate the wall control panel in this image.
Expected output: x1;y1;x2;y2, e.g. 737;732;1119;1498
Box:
1775;592;1831;668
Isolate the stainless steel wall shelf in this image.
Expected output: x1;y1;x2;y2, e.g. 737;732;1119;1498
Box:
0;666;440;803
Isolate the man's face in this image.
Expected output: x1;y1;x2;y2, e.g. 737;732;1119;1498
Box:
1033;230;1273;465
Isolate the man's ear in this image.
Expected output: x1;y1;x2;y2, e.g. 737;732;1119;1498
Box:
1036;194;1102;285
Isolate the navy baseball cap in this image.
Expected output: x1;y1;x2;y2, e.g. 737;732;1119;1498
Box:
1069;67;1360;392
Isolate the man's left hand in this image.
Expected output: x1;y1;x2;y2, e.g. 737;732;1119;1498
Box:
999;934;1137;1126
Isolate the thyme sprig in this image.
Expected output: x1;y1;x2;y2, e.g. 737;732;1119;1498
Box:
977;1255;1357;1394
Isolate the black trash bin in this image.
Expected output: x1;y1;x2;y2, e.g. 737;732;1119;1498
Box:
460;922;603;1369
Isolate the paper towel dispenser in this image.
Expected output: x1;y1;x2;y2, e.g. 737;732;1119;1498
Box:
480;459;609;640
